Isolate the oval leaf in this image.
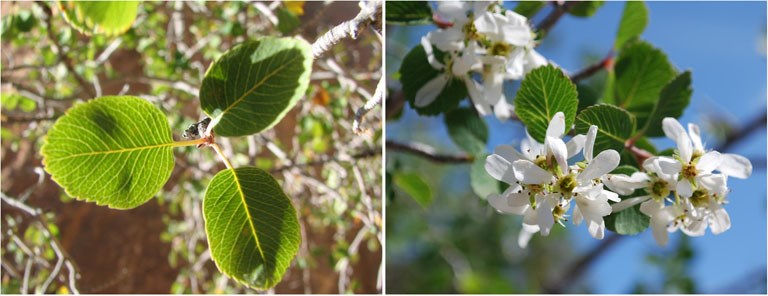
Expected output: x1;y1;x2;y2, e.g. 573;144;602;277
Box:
393;172;433;208
614;1;648;49
200;37;312;137
515;65;579;143
386;1;433;25
41;96;174;209
58;1;140;36
642;71;693;137
203;167;300;290
445;107;488;155
575;104;636;153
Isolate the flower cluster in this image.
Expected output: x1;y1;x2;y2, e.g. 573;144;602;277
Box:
608;118;752;246
417;1;546;120
486;115;753;248
485;112;620;248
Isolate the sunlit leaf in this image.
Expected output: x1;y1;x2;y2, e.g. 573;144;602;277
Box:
41;96;174;209
204;167;300;290
58;1;140;36
575;104;636;153
515;65;579;143
386;1;433;25
394;172;433;208
615;1;649;49
642;71;693;137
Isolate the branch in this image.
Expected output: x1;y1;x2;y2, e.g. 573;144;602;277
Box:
535;1;575;37
270;146;380;173
386;140;474;163
1;113;60;124
311;0;382;58
353;77;384;134
716;108;767;152
569;52;615;83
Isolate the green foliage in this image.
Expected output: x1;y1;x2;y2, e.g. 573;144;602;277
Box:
604;166;651;235
1;93;37;112
514;1;546;18
615;1;649;49
399;45;468;115
610;40;676;129
200;37;312;137
1;10;38;40
470;154;501;200
643;71;693;137
514;65;579;143
393;172;433;208
386;1;433;25
41;96;174;209
568;1;605;18
575;104;636;153
58;1;140;36
203;167;301;290
445;108;488;155
277;8;300;35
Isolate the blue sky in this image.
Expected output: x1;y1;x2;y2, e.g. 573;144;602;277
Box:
387;1;766;293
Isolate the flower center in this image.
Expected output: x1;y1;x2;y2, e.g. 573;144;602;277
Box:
690;189;710;208
555;174;577;199
681;163;697;179
489;42;512;56
649;177;670;201
553;203;568;223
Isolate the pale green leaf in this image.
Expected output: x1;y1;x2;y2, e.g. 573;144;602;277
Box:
445;107;488;155
204;167;300;290
615;1;648;49
386;1;433;25
58;1;140;36
515;65;579;143
41;96;174;209
575;104;636;153
200;37;312;137
643;71;693;137
470;154;501;200
394;172;433;208
611;41;676;128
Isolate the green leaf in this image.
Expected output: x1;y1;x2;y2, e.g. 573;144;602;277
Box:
568;1;605;17
611;41;676;128
200;37;312;137
470;154;501;200
41;96;174;209
514;1;546;18
615;1;648;49
394;172;433;208
386;1;433;25
575;104;636;152
276;8;300;35
445;108;488;155
642;71;693;137
58;1;140;36
577;83;599;112
400;45;467;115
1;93;37;112
204;167;300;290
611;165;638;176
515;65;579;143
605;197;650;235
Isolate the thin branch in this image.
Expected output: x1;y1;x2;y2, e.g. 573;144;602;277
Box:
569;52;614;83
353;77;384;134
716;108;767;152
270;146;381;173
1;113;60;124
311;0;382;58
386;140;474;163
535;1;575;37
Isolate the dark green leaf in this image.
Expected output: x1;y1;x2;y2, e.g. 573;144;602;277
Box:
400;45;467;115
445;108;488;155
577;83;599;112
611;165;638;175
568;1;605;17
470;154;501;200
605;202;650;235
204;167;300;290
615;1;648;49
610;41;676;128
514;1;546;18
643;71;693;137
394;172;433;208
200;37;312;137
58;1;140;36
386;1;433;25
515;65;579;143
276;8;300;35
41;96;174;209
575;104;636;152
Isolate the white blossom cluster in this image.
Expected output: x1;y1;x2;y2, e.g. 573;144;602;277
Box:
485;115;752;248
417;1;546;120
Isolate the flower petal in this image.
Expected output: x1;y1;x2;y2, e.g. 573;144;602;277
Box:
696;151;721;174
579;149;620;183
603;172;649;195
524;49;547;74
676;130;693;162
465;78;491;116
512;160;554;185
587;217;605;240
421;35;445;70
584;125;597;162
656;157;682;175
640;199;663;217
662;117;686;143
536;198;555;236
546;112;566;139
488;193;528;215
677;178;694;198
485;154;516;184
650;207;676;246
546;137;569;175
611;195;651;212
682;218;707;237
414;74;448;107
518;223;539;248
698;174;727;196
718;153;752;179
572;205;583;225
493;94;512;121
708;202;731;235
566;134;585;159
687;123;704;152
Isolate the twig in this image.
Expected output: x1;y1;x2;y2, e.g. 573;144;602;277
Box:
270;146;381;173
386;140;474;163
716;108;767;152
569;52;615;83
535;1;575;37
353;77;384;134
36;1;95;98
311;0;382;58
